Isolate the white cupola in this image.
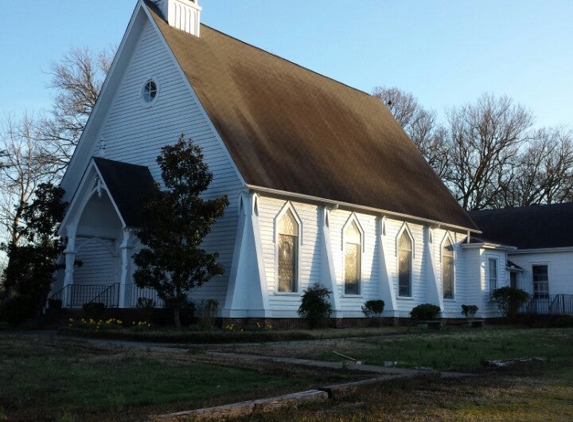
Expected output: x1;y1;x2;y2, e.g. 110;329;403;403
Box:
152;0;202;37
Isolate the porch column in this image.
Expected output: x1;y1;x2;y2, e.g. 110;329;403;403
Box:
118;229;136;308
62;225;77;308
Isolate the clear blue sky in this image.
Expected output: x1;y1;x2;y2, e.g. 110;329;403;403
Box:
1;0;572;128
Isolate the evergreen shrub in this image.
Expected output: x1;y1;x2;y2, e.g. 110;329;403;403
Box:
491;287;529;320
298;283;332;329
410;303;441;321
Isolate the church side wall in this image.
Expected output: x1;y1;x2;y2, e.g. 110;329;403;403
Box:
256;196;470;319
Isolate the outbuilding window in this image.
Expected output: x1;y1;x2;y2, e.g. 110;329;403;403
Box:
532;264;549;299
488;257;498;293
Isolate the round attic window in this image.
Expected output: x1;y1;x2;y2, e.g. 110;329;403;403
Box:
142;79;158;104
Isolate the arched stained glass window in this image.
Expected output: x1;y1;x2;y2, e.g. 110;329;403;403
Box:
278;208;298;292
398;232;412;297
442;238;454;299
344;221;362;295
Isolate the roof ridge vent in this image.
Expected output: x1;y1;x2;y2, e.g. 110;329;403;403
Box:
153;0;202;37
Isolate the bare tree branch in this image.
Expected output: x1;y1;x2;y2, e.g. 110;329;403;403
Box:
444;94;534;210
0;114;58;247
373;86;449;179
502;127;573;207
38;46;115;174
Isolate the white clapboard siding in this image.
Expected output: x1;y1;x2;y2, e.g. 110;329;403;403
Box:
461;247;483;316
461;247;508;318
383;219;426;317
509;251;573;297
74;239;118;285
80;19;245;306
258;197;322;315
327;210;379;316
432;230;466;318
482;250;509;317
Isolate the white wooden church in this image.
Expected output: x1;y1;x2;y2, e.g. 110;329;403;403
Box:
54;0;513;322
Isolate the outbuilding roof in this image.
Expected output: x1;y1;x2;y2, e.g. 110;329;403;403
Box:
469;203;573;249
146;4;477;231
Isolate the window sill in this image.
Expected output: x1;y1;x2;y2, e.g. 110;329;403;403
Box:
342;294;363;298
397;296;414;300
274;292;301;296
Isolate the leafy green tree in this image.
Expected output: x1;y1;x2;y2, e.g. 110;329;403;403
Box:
1;183;67;324
133;135;228;328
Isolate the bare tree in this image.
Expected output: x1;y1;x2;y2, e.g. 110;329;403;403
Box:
502;127;573;207
375;87;573;210
373;86;419;128
444;94;534;210
0;46;114;272
373;87;449;178
39;47;114;173
0;114;57;248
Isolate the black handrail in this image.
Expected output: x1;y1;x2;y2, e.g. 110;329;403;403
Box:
522;294;573;315
48;284;119;308
90;283;120;308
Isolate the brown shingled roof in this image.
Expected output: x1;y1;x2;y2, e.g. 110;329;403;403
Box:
148;7;477;231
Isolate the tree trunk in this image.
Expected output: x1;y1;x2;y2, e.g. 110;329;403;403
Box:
173;306;181;329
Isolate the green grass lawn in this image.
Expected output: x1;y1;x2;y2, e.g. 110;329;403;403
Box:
0;335;352;422
315;327;573;370
1;326;572;421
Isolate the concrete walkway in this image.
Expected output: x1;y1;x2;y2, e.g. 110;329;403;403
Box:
207;351;472;378
152;352;472;421
208;351;429;376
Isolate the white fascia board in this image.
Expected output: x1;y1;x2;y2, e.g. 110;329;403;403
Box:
246;184;480;235
61;1;148;196
461;242;517;251
509;246;573;255
59;162;98;235
143;6;247;189
59;159;128;235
